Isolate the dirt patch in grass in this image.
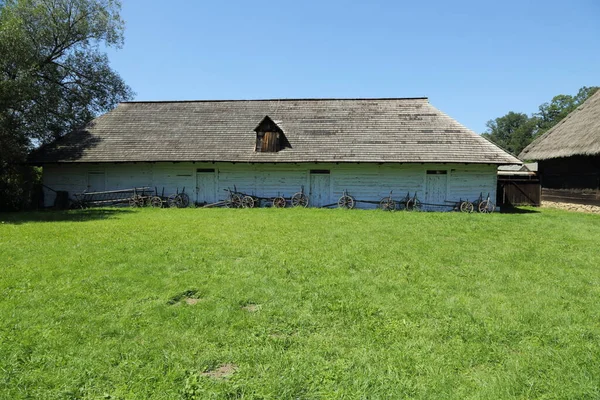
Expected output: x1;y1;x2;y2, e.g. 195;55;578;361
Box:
201;364;238;379
241;303;260;312
167;289;200;305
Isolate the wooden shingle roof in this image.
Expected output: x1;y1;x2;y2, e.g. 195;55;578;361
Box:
30;98;520;165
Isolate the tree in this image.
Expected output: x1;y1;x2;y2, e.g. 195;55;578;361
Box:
0;0;133;210
481;112;536;156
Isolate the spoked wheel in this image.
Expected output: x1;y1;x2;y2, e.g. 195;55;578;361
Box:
150;196;163;208
242;196;255;208
459;201;474;213
405;199;421;211
338;195;355;209
272;197;286;208
179;193;190;208
228;194;242;208
168;194;182;208
129;196;141;208
291;192;309;207
379;197;396;211
478;200;495;213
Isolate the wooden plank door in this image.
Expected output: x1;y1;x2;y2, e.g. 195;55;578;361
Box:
196;169;216;205
425;171;447;211
87;171;105;192
310;171;330;207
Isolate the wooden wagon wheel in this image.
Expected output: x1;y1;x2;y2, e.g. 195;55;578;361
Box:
291;192;309;207
150;196;163;208
406;199;421;211
273;197;286;208
379;197;396;211
242;195;255;208
460;201;474;213
478;200;495;213
338;195;355;209
179;193;190;208
168;194;181;208
129;196;141;208
227;194;242;208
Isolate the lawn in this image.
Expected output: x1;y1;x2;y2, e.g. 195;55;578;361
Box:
1;208;599;399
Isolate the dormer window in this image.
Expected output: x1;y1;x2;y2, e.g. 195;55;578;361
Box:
254;116;291;152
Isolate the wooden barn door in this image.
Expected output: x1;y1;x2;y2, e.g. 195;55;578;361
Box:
310;170;330;207
87;171;105;192
425;170;447;211
196;169;216;205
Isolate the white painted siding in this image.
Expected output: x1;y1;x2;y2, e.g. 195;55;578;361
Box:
42;162;498;210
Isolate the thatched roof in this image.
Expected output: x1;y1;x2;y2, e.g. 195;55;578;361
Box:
30;97;520;165
520;90;600;160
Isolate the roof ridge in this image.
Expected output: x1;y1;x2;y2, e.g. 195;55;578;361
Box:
121;97;429;104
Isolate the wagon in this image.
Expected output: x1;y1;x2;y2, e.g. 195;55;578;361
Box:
148;187;190;208
72;187;153;208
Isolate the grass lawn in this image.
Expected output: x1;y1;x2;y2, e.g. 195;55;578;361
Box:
1;207;599;399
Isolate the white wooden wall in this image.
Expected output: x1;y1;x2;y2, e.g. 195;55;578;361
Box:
42;162;497;210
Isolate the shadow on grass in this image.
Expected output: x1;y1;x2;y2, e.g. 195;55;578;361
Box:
0;208;135;225
500;205;541;214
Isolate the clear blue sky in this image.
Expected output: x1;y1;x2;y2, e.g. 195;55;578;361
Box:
106;0;600;133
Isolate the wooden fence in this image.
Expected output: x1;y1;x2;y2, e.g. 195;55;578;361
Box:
497;178;541;206
542;188;600;206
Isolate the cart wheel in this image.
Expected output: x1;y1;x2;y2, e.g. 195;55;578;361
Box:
406;199;421;211
179;193;190;208
478;200;495;213
460;201;474;213
273;197;286;208
379;197;395;211
168;194;181;208
242;196;255;208
229;194;242;208
150;196;163;208
291;192;309;207
338;195;355;209
129;196;140;208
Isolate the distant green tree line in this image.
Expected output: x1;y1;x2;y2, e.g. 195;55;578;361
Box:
481;86;599;157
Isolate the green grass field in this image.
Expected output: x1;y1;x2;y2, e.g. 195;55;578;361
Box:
1;208;599;399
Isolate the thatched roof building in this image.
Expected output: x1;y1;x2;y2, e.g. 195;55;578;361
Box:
519;90;600;160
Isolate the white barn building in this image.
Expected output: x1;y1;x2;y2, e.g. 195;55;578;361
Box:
30;98;521;209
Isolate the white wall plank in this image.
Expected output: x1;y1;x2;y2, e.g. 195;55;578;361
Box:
42;162;498;210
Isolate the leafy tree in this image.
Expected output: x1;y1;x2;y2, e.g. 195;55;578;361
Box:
481;112;536;156
0;0;133;210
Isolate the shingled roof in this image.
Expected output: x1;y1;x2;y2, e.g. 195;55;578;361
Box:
520;90;600;160
30;98;520;165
